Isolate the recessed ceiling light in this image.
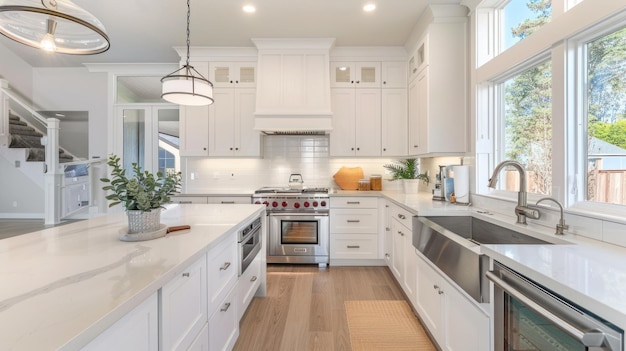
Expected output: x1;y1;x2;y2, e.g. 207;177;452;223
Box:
243;5;256;13
363;3;376;12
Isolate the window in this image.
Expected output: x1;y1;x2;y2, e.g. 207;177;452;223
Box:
498;60;552;195
583;26;626;205
502;0;552;51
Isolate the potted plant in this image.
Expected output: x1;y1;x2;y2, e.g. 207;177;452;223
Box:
383;158;429;193
100;154;182;234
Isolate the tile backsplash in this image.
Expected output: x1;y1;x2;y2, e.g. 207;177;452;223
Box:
182;135;408;193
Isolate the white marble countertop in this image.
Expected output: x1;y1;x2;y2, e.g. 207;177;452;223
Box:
0;204;265;351
333;190;626;330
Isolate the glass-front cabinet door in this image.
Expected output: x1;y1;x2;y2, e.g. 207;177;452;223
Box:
330;62;381;88
209;62;256;88
115;105;180;177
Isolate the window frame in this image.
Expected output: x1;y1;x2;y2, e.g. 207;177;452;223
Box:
475;0;626;220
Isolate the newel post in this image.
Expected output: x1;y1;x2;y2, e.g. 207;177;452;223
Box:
44;118;62;225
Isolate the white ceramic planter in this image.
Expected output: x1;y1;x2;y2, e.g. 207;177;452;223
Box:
127;209;162;234
403;179;419;194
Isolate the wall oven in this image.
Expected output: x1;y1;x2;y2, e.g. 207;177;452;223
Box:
487;261;623;351
238;216;262;276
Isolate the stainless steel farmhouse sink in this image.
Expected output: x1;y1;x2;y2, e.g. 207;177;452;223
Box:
412;216;554;303
425;216;551;245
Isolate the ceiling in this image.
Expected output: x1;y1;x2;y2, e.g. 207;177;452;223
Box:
0;0;463;68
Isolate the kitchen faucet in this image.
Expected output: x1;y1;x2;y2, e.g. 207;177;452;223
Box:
487;160;540;225
536;197;569;235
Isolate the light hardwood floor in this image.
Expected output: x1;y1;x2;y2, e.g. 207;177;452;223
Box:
234;264;435;351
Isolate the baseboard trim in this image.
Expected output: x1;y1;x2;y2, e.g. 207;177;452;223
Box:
0;213;44;219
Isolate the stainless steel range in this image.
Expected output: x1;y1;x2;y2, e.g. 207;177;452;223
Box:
253;187;329;266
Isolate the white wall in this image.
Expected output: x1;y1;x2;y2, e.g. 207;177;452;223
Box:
32;68;109;159
58;120;89;159
0;156;44;216
0;42;33;99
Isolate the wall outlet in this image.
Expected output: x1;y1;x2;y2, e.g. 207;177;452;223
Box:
14;160;20;168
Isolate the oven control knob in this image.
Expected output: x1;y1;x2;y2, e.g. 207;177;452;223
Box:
312;201;319;207
272;201;278;207
294;202;300;208
262;201;269;207
254;200;261;204
304;201;310;208
281;201;288;207
320;201;327;207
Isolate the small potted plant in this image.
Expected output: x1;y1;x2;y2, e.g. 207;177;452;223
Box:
383;158;429;193
100;154;182;234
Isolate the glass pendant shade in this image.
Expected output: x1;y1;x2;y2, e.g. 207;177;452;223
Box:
161;65;214;106
0;0;109;54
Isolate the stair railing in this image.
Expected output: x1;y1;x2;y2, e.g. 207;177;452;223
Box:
0;79;62;224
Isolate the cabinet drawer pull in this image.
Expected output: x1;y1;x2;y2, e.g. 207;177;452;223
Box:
346;201;360;205
397;214;406;220
251;276;258;282
221;201;235;204
220;262;231;271
182;272;190;277
433;284;439;290
398;231;404;236
347;219;361;223
220;302;232;312
347;245;360;249
178;201;193;204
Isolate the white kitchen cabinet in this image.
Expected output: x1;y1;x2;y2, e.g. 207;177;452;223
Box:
381;61;407;88
388;203;416;306
415;255;490;351
209;62;256;88
82;293;158;351
330;62;381;88
330;88;381;156
383;202;393;266
207;235;238;313
389;218;405;282
238;254;262;321
160;255;208;351
179;62;210;157
381;88;408;156
407;19;467;156
209;285;239;351
208;88;260;157
330;196;381;265
206;196;251;204
187;324;209;351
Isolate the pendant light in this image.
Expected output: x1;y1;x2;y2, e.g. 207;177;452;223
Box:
161;0;213;106
0;0;109;54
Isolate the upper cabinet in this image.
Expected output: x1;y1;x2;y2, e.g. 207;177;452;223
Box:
330;62;381;88
408;8;468;156
180;61;210;157
209;62;256;88
381;61;407;88
209;88;260;157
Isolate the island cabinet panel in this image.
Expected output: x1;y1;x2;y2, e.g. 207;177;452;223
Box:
207;236;238;313
187;324;209;351
209;285;239;351
238;254;262;321
82;292;158;351
160;255;208;351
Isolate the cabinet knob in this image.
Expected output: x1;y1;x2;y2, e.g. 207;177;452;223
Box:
413;68;417;73
251;276;258;282
356;147;360;151
398;214;406;220
398;231;404;236
356;80;360;84
383;81;387;85
203;147;207;151
236;80;239;84
433;284;439;290
230;80;234;83
438;290;444;295
230;147;233;150
413;145;419;148
383;148;386;151
351;147;355;151
351;80;354;84
235;147;239;151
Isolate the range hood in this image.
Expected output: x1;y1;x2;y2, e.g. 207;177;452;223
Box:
253;38;335;134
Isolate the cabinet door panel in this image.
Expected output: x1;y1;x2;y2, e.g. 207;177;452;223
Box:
330;88;356;156
382;61;407;88
354;89;381;156
330;209;378;233
209;89;236;156
236;88;260;156
415;258;442;344
443;281;490;351
180;105;209;156
382;89;408;156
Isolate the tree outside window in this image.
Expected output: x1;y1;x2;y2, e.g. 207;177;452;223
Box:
586;26;626;205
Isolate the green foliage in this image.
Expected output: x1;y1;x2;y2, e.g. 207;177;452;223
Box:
589;120;626;149
100;155;182;211
383;159;429;184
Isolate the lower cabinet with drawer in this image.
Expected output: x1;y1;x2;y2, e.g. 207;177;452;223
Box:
329;196;383;266
209;285;239;351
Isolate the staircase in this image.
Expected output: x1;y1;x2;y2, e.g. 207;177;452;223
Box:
8;112;73;163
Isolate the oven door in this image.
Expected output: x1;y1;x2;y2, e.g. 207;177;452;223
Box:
239;224;261;276
268;213;329;258
487;262;623;351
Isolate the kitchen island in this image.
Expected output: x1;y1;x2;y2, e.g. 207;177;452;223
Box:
0;204;266;351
